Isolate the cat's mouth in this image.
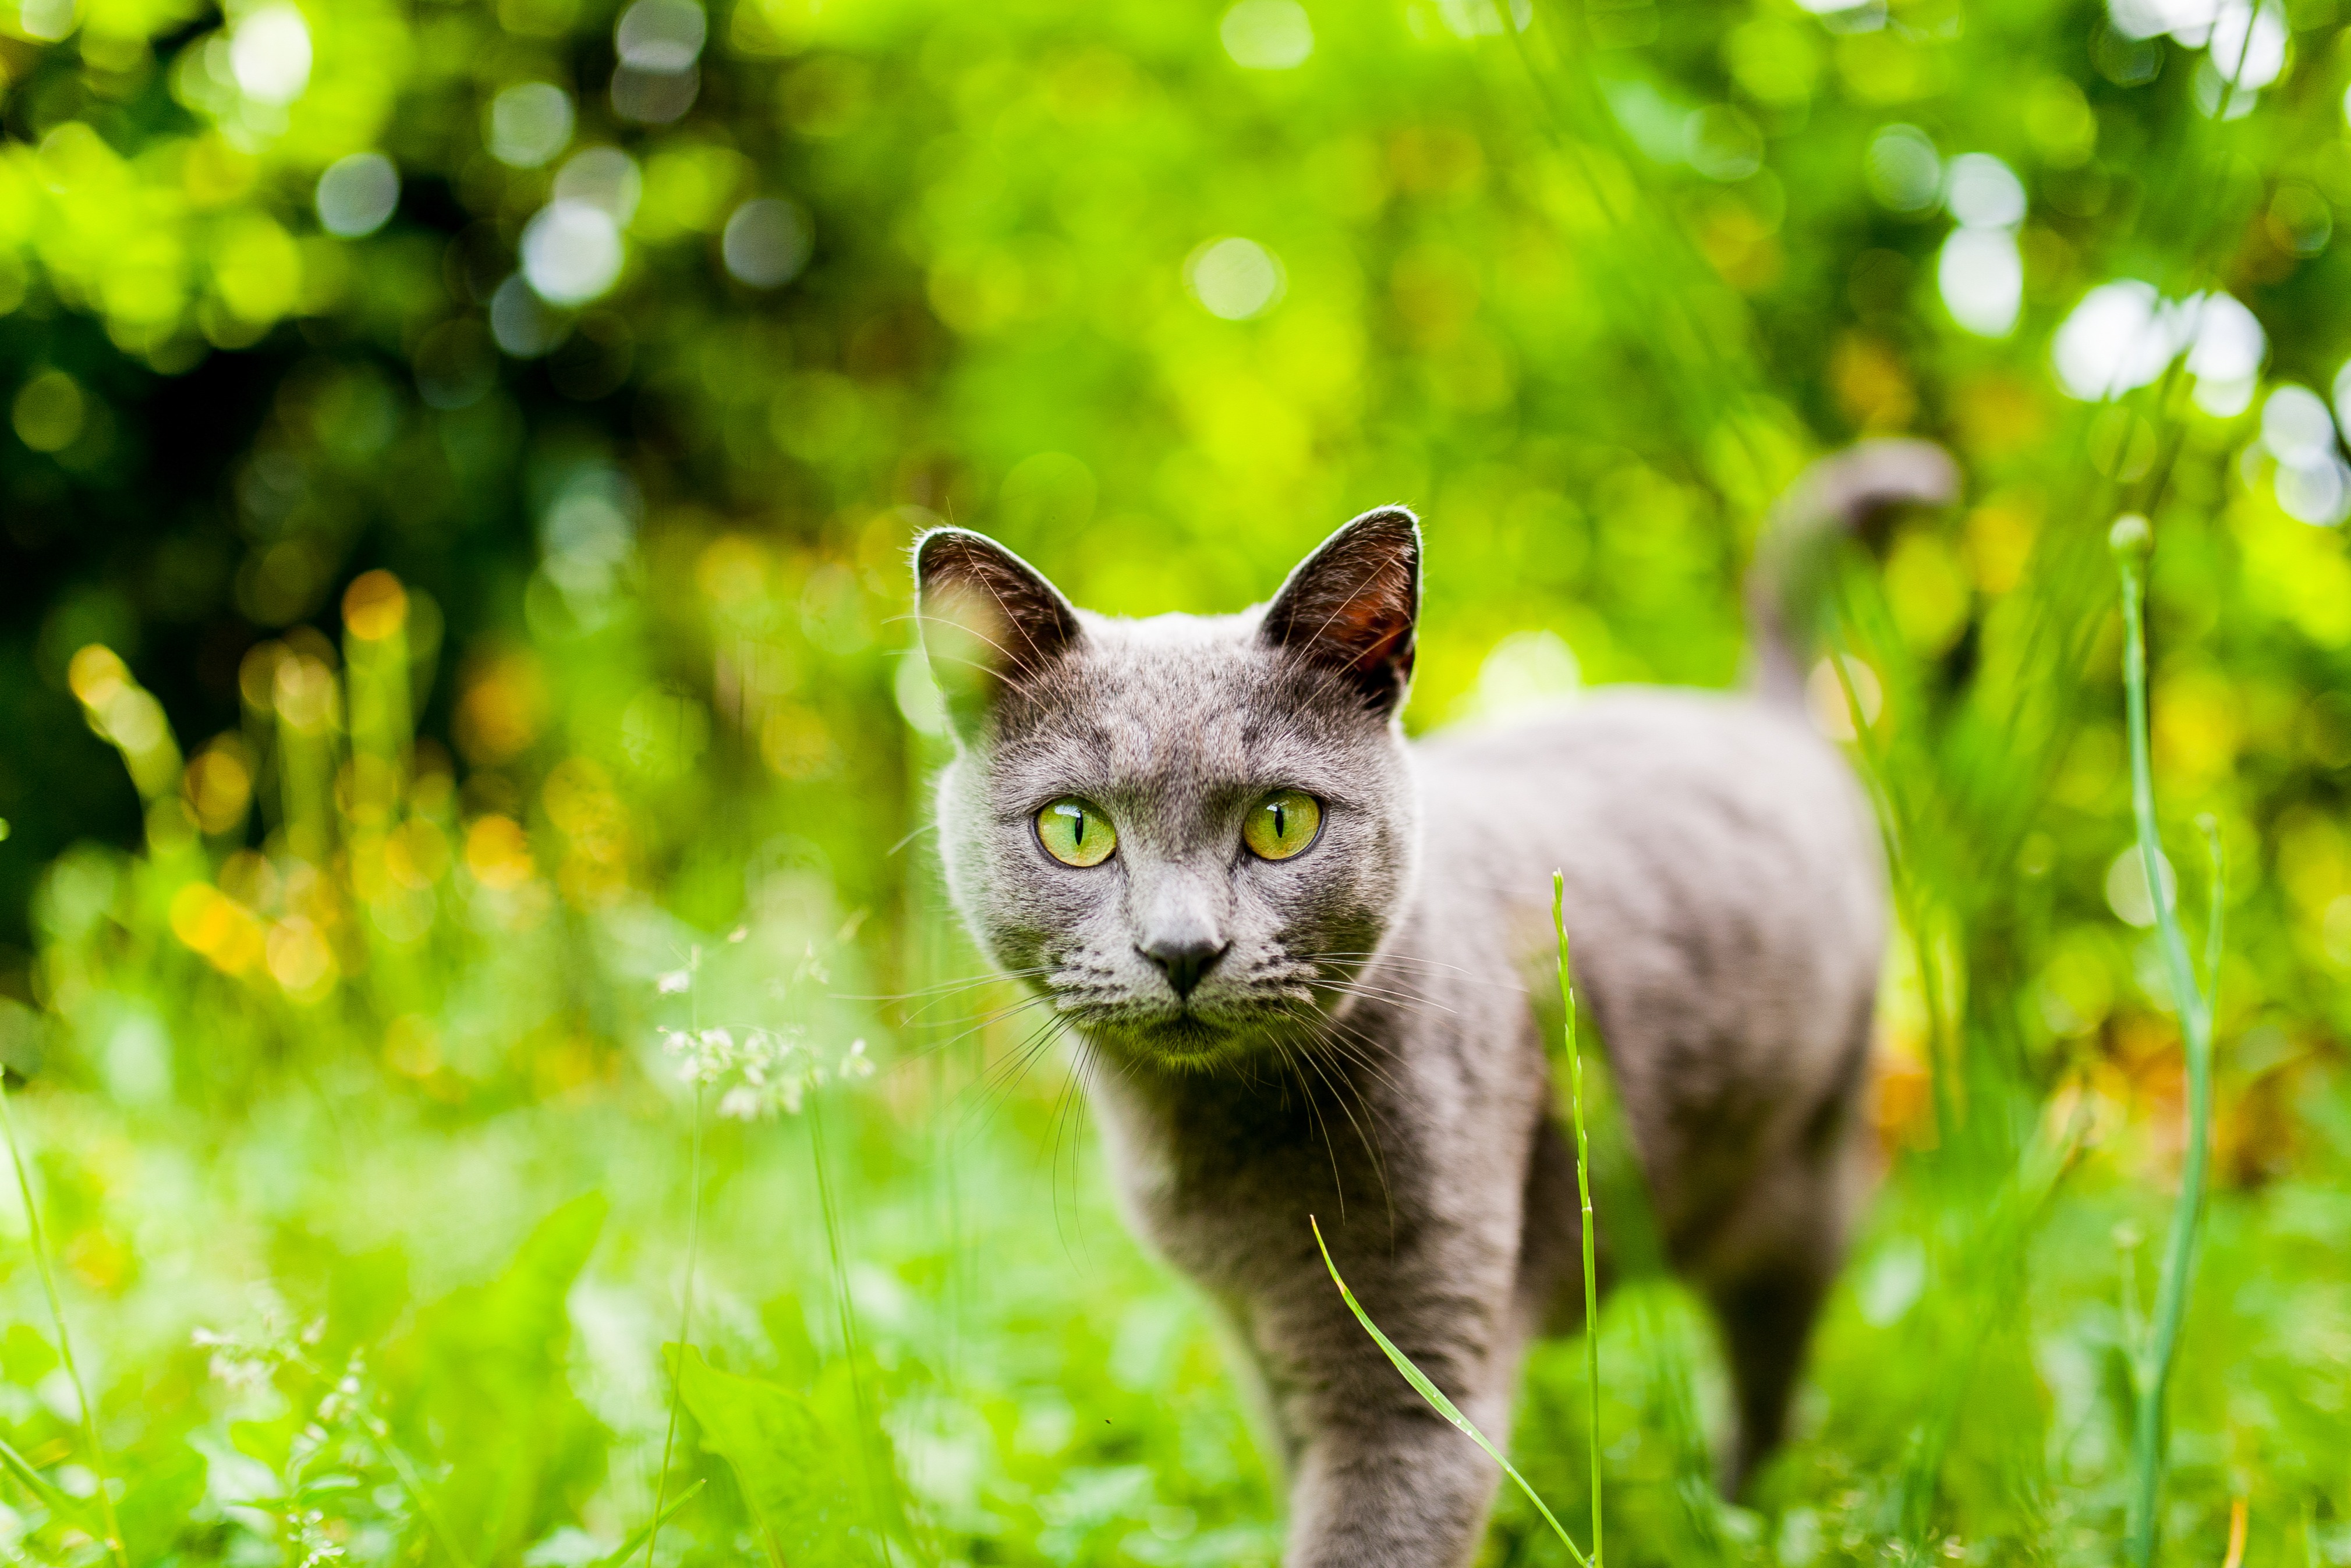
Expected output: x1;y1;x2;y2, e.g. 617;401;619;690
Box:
1124;1012;1235;1063
1049;985;1312;1067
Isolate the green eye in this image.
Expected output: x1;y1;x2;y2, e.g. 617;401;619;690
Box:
1036;797;1117;867
1243;790;1322;861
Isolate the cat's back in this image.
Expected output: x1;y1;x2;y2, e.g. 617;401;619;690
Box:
1406;686;1883;1069
1414;686;1874;899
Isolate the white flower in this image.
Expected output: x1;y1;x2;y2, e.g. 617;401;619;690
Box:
656;969;692;994
656;1010;868;1118
665;1026;742;1087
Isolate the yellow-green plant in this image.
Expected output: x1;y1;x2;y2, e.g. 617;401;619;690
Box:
1553;871;1602;1567
2113;514;2225;1568
0;1075;126;1568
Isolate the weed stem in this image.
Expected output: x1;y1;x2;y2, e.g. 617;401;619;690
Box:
2113;519;2219;1568
0;1077;129;1568
646;1076;707;1567
1553;872;1602;1567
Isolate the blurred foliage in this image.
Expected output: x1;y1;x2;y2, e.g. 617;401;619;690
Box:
2;0;2351;1559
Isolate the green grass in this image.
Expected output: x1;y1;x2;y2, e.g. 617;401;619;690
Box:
9;0;2351;1557
5;581;2348;1568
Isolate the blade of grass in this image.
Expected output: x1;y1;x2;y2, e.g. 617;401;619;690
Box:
1552;872;1602;1568
355;1398;476;1567
0;1431;88;1523
2112;515;2220;1568
597;1481;707;1568
643;1079;704;1568
1309;1215;1591;1568
808;1097;918;1565
2197;813;2224;1009
647;952;709;1568
0;1077;129;1568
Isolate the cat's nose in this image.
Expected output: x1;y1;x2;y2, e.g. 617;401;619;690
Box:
1140;936;1228;1001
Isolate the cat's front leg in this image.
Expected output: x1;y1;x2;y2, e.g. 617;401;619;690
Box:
1283;1397;1510;1568
1254;1248;1527;1568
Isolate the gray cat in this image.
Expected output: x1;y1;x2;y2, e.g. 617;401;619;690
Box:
914;441;1957;1567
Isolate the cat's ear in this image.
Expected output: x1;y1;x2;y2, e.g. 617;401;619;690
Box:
1259;506;1420;716
914;528;1084;740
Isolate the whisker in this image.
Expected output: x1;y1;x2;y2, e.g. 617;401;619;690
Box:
1292;1033;1396;1221
893;994;1063;1067
1271;1037;1350;1222
1311;977;1458;1017
951;1010;1074;1145
1050;1031;1099;1263
1287;1002;1411;1104
1297;950;1531;997
836;967;1054;1005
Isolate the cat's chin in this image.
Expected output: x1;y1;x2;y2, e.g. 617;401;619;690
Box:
1090;1012;1250;1070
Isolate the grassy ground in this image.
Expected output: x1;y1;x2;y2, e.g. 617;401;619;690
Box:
5;736;2349;1566
8;0;2351;1559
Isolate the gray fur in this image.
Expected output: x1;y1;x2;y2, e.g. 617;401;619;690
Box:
915;444;1956;1567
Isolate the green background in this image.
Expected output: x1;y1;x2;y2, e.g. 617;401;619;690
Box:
2;0;2349;1559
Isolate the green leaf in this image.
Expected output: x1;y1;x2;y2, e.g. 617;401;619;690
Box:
409;1193;610;1560
675;1346;867;1567
115;1442;208;1563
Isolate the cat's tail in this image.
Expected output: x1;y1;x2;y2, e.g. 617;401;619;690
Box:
1745;439;1959;708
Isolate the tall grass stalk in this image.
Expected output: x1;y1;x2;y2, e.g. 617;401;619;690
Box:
808;1099;911;1564
1310;1218;1590;1568
0;1078;129;1568
1552;872;1602;1567
646;950;710;1568
1309;879;1610;1567
2112;516;2220;1568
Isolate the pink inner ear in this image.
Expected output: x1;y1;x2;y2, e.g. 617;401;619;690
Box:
1330;597;1411;672
1308;546;1414;668
1259;510;1419;709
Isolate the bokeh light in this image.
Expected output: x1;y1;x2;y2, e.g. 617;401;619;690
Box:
2260;385;2351;524
228;5;311;105
522;202;625;306
1937;154;2026;338
554;146;645;224
489;83;576;169
612;0;706;123
1864;124;1941;212
1185;236;1285;321
11;370;85;452
490;274;569;356
2184;292;2267;415
1220;0;1314;69
2207;0;2288;90
314;153;401;239
615;0;707;69
2260;385;2335;464
1944;154;2026;229
721;198;812;288
1938;230;2022;339
2052;281;2196;400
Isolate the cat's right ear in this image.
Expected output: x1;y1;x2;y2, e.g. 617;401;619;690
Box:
914;528;1084;741
1260;506;1421;717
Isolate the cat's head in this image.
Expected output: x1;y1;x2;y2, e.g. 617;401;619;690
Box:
916;511;1423;1069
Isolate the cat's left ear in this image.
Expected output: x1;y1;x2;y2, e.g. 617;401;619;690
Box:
1260;506;1420;716
914;528;1085;742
